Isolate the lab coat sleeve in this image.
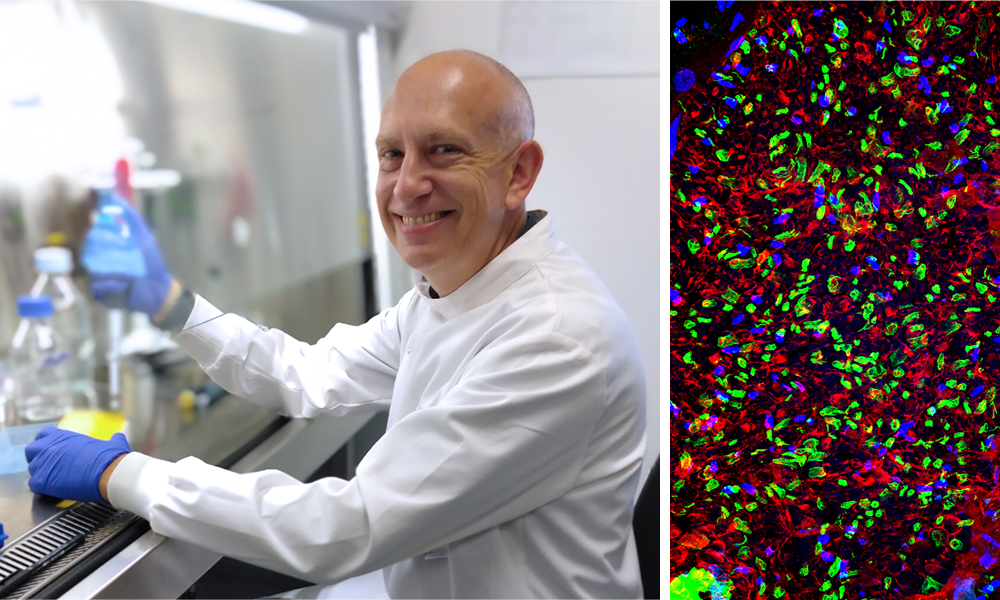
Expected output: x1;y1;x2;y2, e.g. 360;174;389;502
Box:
172;294;404;417
107;331;608;585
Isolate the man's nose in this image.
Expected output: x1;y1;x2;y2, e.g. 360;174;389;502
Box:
394;154;433;202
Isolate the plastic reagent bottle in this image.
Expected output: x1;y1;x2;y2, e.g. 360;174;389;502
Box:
81;191;146;410
30;247;96;405
10;296;72;423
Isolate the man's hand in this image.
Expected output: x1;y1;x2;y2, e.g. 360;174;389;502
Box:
25;428;131;504
87;194;175;318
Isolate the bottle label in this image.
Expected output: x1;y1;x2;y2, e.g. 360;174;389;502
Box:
41;351;70;369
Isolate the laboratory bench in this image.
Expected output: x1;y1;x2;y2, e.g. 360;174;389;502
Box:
0;354;374;599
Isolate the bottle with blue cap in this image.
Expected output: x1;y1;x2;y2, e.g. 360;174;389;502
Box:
30;247;96;407
8;296;72;423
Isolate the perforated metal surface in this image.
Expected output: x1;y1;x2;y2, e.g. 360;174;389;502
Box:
0;502;129;599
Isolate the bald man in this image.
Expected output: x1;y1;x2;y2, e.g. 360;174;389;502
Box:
27;51;647;598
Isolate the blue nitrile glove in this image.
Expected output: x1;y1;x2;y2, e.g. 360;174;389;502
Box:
85;193;173;317
25;427;131;504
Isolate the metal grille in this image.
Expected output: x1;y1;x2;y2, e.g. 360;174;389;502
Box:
0;503;122;598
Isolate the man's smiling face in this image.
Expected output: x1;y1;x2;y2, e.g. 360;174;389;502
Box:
375;54;525;296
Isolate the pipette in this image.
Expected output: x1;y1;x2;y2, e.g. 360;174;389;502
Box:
81;192;145;412
106;305;124;411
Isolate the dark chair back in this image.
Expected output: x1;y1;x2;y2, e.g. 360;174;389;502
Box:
633;457;659;598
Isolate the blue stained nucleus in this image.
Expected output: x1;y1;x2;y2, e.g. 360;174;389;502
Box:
737;243;750;255
673;28;688;44
873;191;880;210
741;483;756;495
670;115;680;159
847;107;857;116
673;68;696;93
814;185;825;206
676;17;686;26
732;313;744;325
689;165;699;174
730;12;744;31
766;64;778;72
883;20;892;32
725;98;738;109
725;36;746;60
735;63;750;76
773;213;790;224
765;414;773;428
876;40;885;52
771;240;784;249
882;131;892;144
773;253;782;265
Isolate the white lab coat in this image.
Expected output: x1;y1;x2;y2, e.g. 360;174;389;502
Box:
108;214;647;598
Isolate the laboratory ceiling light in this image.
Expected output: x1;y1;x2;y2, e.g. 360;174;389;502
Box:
136;0;308;34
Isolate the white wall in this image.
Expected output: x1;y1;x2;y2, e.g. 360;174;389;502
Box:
383;1;660;486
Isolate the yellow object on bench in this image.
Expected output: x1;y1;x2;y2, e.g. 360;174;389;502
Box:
57;410;126;441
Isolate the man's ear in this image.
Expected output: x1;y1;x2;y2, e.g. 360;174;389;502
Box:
505;140;544;210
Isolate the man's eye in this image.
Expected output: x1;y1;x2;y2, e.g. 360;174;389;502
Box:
381;150;402;159
435;145;459;154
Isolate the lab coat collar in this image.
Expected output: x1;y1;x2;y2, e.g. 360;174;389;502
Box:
416;211;556;319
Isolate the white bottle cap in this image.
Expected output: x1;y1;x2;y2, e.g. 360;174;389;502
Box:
34;247;73;274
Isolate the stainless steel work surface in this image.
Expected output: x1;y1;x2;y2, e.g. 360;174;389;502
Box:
0;356;280;546
0;352;373;598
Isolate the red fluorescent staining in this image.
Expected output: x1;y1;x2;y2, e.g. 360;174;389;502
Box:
671;2;1000;598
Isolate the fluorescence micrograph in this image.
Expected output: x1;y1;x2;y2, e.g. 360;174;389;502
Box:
669;2;1000;599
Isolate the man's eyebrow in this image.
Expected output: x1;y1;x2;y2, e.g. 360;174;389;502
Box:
375;131;474;149
426;131;471;145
